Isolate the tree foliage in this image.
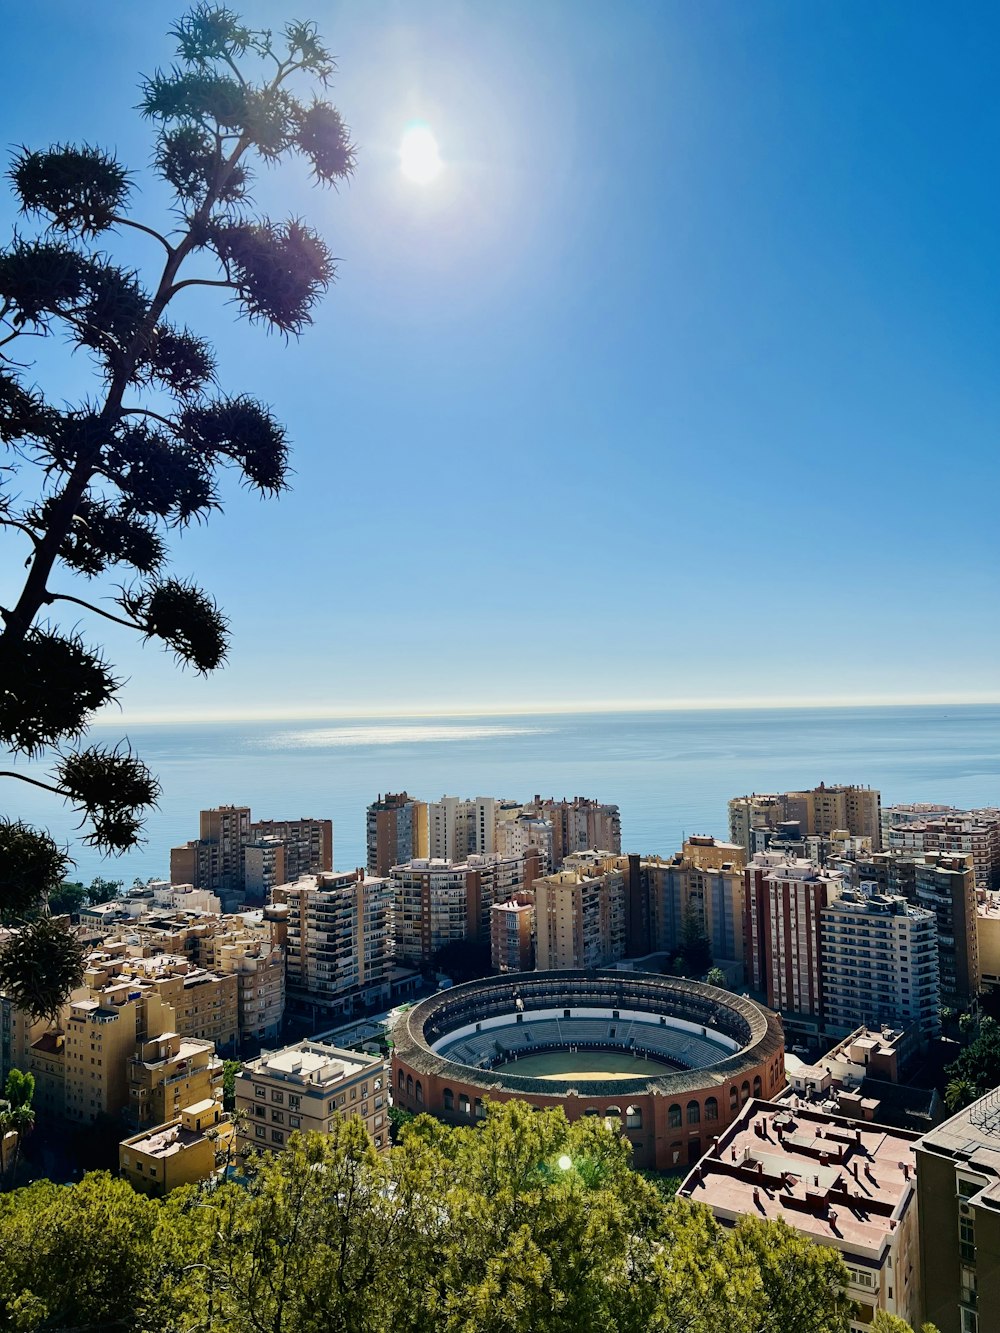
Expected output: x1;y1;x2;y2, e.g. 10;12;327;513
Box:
944;1015;1000;1108
0;7;353;1017
0;1101;864;1333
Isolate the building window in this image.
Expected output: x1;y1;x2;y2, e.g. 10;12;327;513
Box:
668;1104;682;1129
255;1086;265;1098
289;1115;301;1129
704;1097;718;1122
626;1105;641;1129
271;1110;284;1124
271;1090;284;1104
255;1126;266;1139
415;1082;424;1106
687;1101;700;1125
443;1088;454;1111
272;1129;284;1145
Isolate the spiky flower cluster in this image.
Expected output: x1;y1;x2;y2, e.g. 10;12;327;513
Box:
0;5;353;1017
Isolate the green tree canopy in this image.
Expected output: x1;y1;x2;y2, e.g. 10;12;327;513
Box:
0;6;354;1018
0;1101;863;1333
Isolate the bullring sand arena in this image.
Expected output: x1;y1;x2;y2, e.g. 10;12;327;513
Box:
390;969;785;1171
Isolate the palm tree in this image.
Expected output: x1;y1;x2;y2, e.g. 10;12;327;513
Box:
945;1078;978;1113
0;1068;35;1186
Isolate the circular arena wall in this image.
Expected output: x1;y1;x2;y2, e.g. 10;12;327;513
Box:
390;970;785;1171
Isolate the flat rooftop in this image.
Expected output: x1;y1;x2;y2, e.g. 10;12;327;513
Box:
679;1099;917;1260
247;1041;383;1087
124;1121;207;1158
917;1092;1000;1183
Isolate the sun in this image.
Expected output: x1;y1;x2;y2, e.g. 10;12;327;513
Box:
400;124;442;184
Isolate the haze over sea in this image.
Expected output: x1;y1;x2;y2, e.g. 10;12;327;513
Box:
12;704;1000;886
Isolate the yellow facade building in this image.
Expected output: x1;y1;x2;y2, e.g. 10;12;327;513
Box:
119;1098;232;1194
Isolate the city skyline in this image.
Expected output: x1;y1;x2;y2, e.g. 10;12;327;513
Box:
3;1;1000;720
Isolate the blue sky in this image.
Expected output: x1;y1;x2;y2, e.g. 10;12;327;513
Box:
2;1;1000;718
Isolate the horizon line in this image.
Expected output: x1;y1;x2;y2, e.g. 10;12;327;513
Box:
90;691;1000;727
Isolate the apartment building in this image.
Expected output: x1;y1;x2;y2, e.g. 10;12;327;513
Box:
127;1028;222;1129
641;837;747;967
880;802;960;850
889;813;1000;896
680;1100;921;1330
119;1098;232;1195
729;784;882;855
170;805;251;894
390;852;535;966
495;812;554;875
427;796;500;860
914;1087;1000;1333
744;853;846;1026
490;894;535;972
914;852;979;1002
533;854;628;970
235;1041;389;1154
170;806;333;902
366;792;428;877
243;836;286;905
525;796;621;865
820;891;941;1038
98;908;287;1045
272;870;394;1017
63;986;144;1125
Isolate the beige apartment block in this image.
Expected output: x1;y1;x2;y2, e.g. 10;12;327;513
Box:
366;792;428;877
680;1100;921;1329
534;857;627;970
102;909;287;1043
729;785;882;854
120;1098;232;1195
495;812;554;875
640;837;747;966
170;807;332;899
273;869;393;1015
235;1041;389;1155
890;813;1000;896
128;956;238;1052
524;796;621;865
64;987;143;1125
28;1030;66;1117
215;939;285;1043
427;796;500;861
243;836;286;904
390;853;536;967
914;852;979;1002
127;1029;222;1129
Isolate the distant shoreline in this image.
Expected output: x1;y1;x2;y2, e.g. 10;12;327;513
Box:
88;697;1000;728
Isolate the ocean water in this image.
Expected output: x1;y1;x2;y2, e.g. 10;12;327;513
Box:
7;704;1000;885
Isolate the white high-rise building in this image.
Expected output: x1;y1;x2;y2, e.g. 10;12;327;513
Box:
427;796;499;861
820;890;940;1038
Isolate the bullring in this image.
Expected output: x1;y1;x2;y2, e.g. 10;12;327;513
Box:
390;969;785;1170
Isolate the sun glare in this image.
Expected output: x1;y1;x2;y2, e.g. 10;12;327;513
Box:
400;124;442;184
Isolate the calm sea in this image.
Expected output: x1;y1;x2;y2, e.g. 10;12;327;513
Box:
7;704;1000;885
